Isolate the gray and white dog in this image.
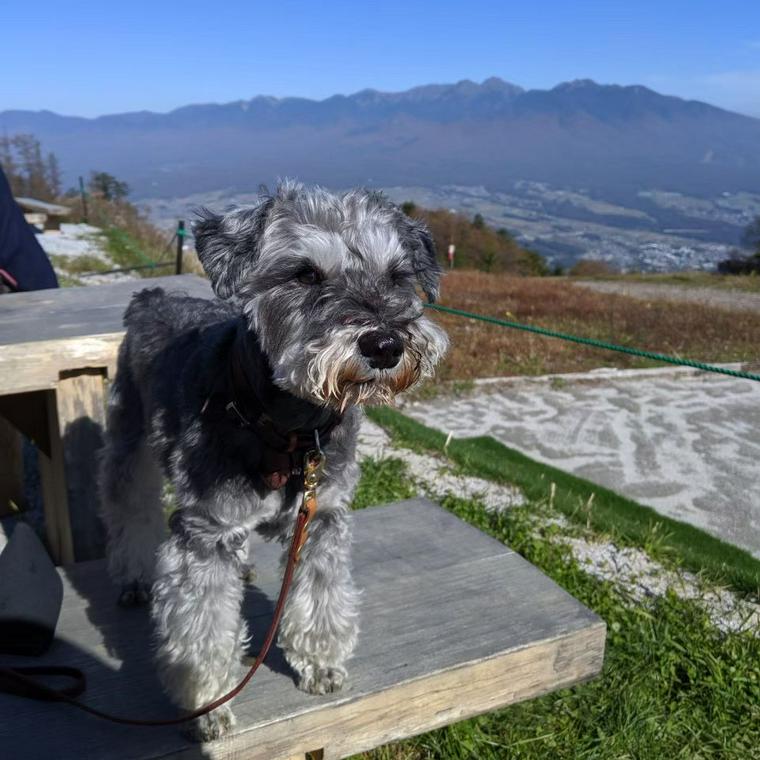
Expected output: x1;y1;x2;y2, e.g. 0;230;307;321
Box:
98;181;448;741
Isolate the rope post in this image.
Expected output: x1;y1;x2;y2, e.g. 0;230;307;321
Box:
78;176;88;223
175;220;185;275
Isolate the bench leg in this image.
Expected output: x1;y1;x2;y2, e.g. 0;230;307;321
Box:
38;370;109;564
38;391;76;565
0;390;72;564
56;370;108;561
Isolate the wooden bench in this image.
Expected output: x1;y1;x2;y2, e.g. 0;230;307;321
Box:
0;275;212;563
0;498;606;759
14;197;72;231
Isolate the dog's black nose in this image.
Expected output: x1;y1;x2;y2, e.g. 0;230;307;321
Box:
358;331;403;369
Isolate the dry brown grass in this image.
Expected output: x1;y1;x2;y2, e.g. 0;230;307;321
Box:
429;270;760;382
585;270;760;293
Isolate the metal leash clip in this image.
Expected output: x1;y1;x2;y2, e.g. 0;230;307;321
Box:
295;430;326;562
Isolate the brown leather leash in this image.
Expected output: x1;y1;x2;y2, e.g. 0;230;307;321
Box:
0;447;325;727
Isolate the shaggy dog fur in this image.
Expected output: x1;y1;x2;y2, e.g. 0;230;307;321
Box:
98;182;448;740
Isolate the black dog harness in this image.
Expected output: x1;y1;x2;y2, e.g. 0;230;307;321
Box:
201;325;341;490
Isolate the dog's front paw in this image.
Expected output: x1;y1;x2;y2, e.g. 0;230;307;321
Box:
183;705;236;743
298;664;346;695
117;580;151;607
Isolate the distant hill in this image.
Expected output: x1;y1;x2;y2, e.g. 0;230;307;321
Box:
403;203;548;275
401;201;549;276
3;78;760;201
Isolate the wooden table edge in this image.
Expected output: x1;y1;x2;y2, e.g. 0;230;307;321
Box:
0;332;124;395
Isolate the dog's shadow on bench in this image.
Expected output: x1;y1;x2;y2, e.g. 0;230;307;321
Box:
61;560;296;724
241;585;293;678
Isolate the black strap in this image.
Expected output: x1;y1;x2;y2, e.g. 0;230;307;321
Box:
0;500;315;727
199;325;340;489
0;665;86;701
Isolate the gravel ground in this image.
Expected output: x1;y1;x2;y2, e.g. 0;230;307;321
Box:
357;418;760;635
577;280;760;314
563;530;760;634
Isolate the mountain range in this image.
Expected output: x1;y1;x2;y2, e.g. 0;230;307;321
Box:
3;77;760;202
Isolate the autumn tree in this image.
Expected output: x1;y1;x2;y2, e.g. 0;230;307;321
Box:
742;217;760;256
0;134;63;201
46;153;62;198
401;204;547;275
89;171;130;201
717;216;760;273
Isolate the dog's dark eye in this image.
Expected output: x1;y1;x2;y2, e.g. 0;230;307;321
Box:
296;267;322;286
389;267;414;286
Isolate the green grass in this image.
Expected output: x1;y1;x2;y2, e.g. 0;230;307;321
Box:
366;407;760;597
351;450;760;759
49;226;175;285
352;457;417;509
101;226;172;277
49;253;111;275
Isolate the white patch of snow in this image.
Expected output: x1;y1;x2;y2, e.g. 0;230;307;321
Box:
37;224;110;261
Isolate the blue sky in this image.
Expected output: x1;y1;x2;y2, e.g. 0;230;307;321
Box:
3;0;760;117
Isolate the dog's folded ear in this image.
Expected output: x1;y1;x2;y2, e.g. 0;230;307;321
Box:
396;214;442;303
192;198;275;299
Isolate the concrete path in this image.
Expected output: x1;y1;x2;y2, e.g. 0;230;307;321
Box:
577;280;760;314
402;367;760;558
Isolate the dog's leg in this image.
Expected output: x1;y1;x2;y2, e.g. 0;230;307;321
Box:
99;355;165;606
151;515;249;742
278;483;360;695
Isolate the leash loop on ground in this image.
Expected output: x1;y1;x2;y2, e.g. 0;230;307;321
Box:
0;438;326;727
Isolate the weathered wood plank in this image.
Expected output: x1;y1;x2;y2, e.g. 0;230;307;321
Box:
205;626;605;760
0;275;213;396
38;390;75;565
14;197;72;216
0;499;606;760
0;333;124;396
55;371;108;561
0;275;212;347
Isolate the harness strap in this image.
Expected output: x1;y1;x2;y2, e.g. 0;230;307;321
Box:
202;325;340;490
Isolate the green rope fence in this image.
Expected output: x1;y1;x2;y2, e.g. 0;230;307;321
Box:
424;303;760;383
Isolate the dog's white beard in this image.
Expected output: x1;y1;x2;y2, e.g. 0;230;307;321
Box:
306;319;448;412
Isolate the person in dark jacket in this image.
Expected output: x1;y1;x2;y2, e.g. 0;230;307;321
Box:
0;166;58;292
